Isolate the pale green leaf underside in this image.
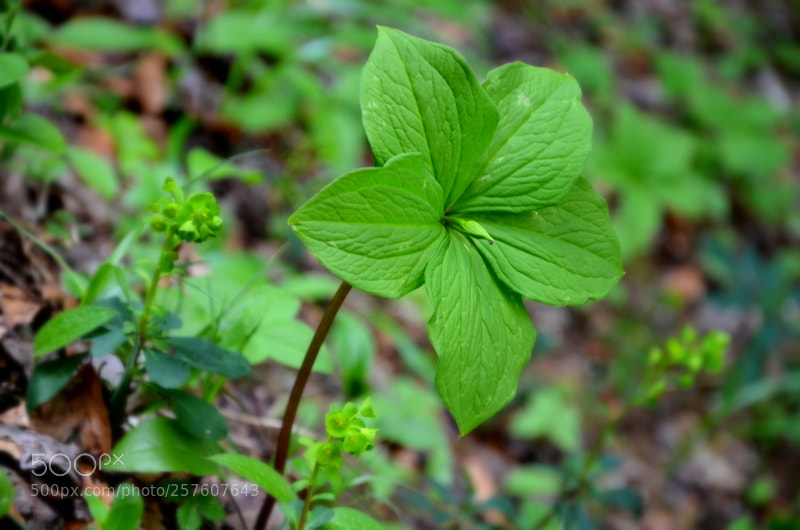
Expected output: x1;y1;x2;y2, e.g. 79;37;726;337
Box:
457;63;592;213
361;26;498;207
426;233;535;434
474;178;622;306
289;153;446;299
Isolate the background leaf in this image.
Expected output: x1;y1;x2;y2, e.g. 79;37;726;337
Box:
34;305;117;357
323;506;384;530
106;417;220;475
0;470;13;517
165;337;250;378
144;349;191;388
0;113;66;153
68;147;118;199
103;484;144;530
209;453;297;502
0;53;29;88
166;389;228;442
26;354;87;411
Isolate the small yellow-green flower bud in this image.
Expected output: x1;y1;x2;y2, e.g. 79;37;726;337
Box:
325;411;350;438
150;215;168;232
163;203;178;218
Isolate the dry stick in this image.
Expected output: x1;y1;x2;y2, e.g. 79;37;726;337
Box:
255;281;353;530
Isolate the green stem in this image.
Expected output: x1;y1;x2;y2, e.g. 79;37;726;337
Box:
109;235;174;428
1;3;19;52
298;463;321;530
254;280;352;530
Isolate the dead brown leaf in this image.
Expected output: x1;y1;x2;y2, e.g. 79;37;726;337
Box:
0;285;42;328
31;363;112;455
135;53;169;115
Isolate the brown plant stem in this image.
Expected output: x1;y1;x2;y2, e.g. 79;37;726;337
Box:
254;280;352;530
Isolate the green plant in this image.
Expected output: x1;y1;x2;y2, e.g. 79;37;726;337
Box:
290;26;621;433
588;104;726;258
0;1;65;156
255;25;621;527
18;21;620;530
499;326;730;529
25;177;255;528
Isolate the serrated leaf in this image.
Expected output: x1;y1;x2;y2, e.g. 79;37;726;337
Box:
474;178;622;305
426;233;535;434
68;147;118;199
106;417;219;475
0;113;66;153
34;305;118;357
0;53;29;88
208;453;296;502
323;507;384;530
289;153;447;298
361;27;498;207
456;63;592;213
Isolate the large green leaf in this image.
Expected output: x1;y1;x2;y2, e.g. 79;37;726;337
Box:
426;233;535;434
361;27;498;207
34;305;118;357
106;417;219;475
208;453;296;502
456;63;592;213
0;53;29;89
475;178;622;305
0;113;66;153
289;153;447;298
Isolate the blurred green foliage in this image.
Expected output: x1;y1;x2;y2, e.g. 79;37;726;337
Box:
2;0;800;528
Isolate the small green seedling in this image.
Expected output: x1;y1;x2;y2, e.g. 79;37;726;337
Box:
284;399;380;530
